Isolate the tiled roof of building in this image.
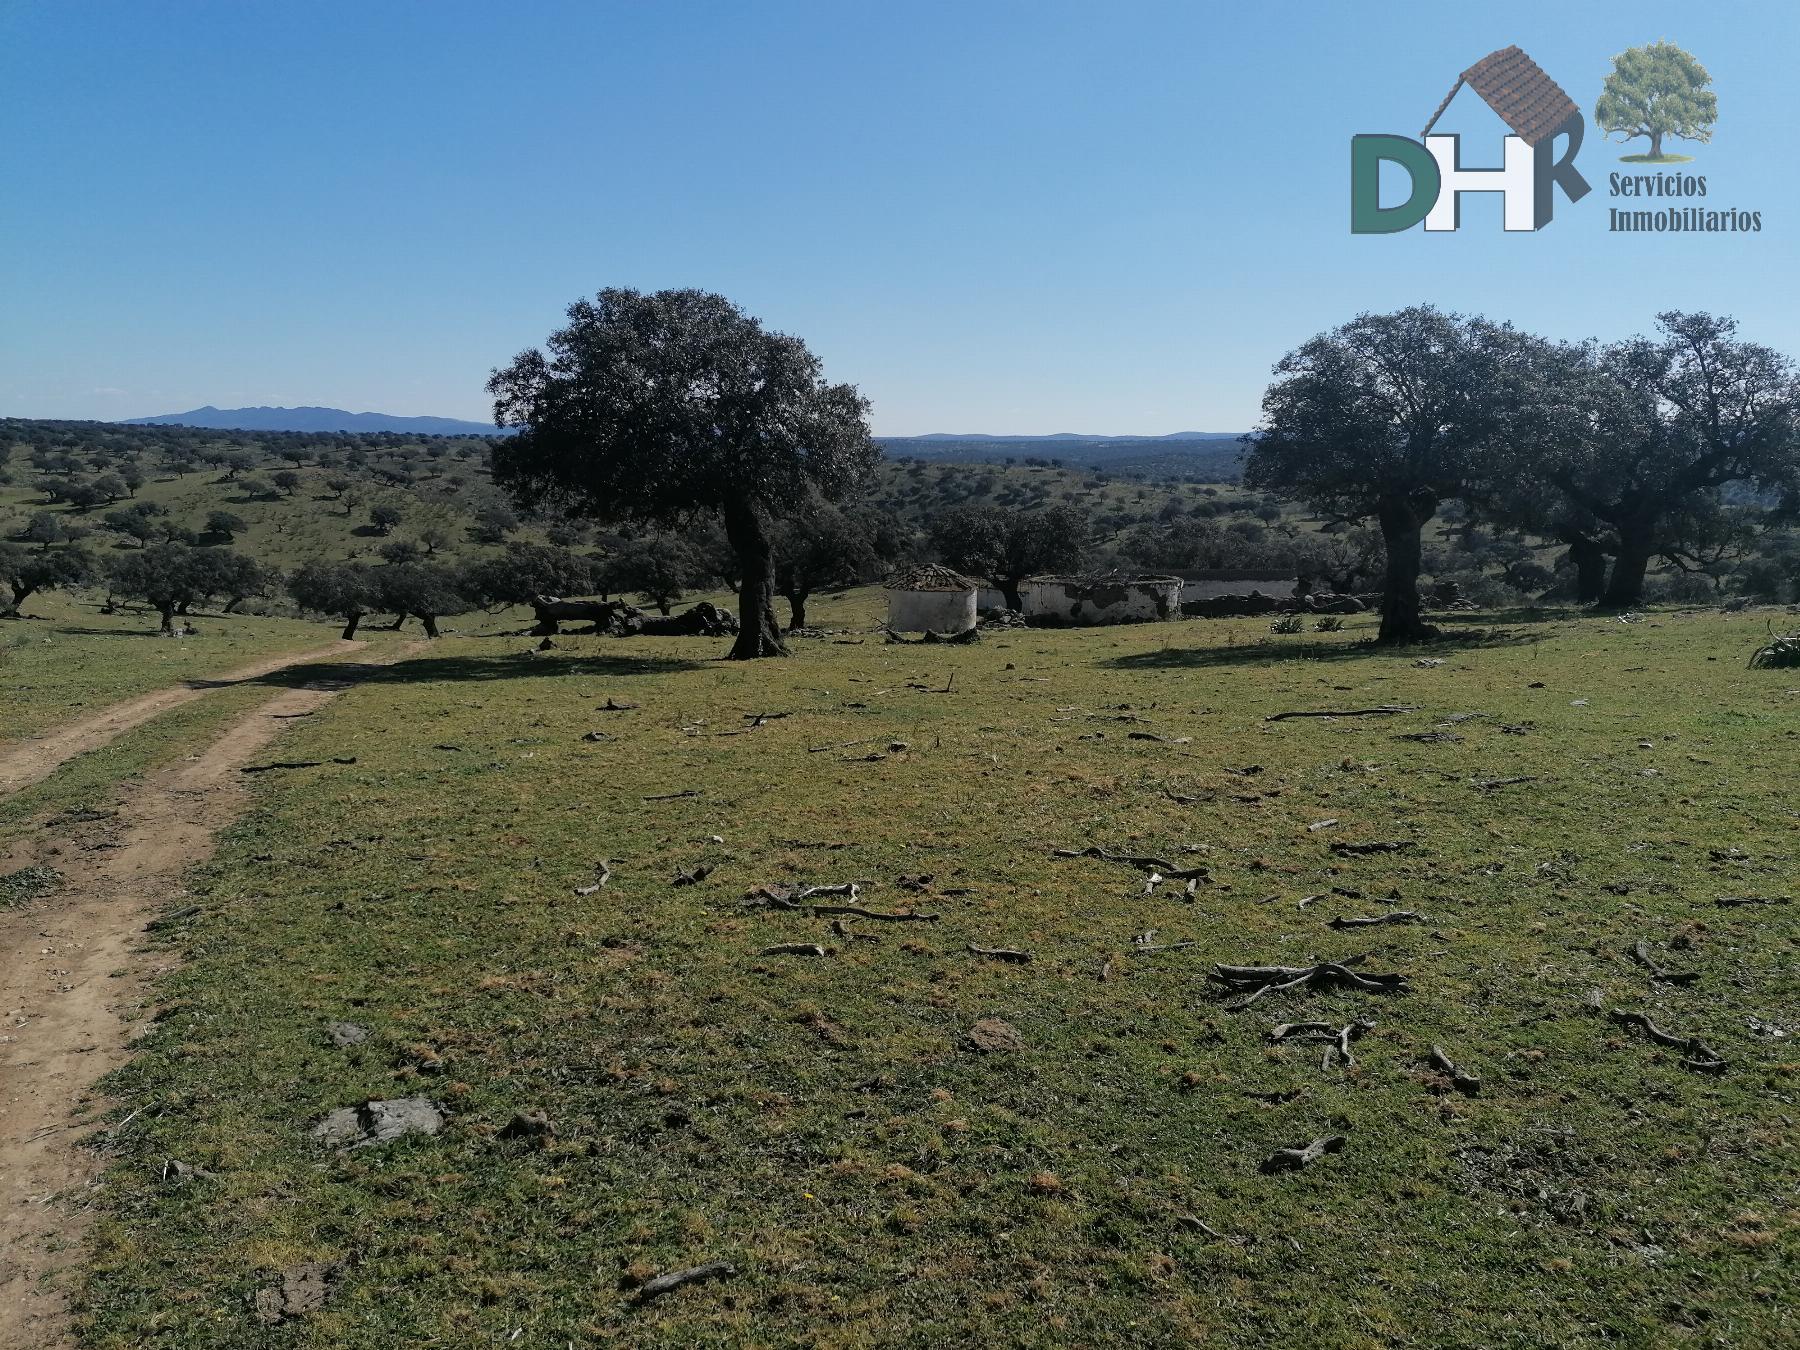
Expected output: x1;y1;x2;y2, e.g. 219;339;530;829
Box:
1421;46;1580;147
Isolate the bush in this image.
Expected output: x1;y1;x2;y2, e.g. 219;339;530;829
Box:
1269;613;1304;634
1748;634;1800;669
1644;572;1720;605
1315;614;1345;632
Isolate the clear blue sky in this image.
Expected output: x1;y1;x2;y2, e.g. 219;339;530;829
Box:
2;1;1794;434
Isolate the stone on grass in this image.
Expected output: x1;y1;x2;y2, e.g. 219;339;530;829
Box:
326;1021;370;1048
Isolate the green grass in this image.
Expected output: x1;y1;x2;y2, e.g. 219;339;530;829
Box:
77;595;1800;1346
0;594;339;741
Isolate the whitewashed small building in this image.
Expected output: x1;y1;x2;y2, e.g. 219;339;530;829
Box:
885;565;979;633
1019;573;1183;626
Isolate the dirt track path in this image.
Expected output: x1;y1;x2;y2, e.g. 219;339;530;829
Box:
0;638;362;798
0;645;417;1347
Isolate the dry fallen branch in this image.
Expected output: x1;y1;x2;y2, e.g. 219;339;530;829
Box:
1714;895;1791;907
1268;1017;1373;1069
1328;910;1426;929
808;736;880;754
1211;957;1405;1010
634;1260;735;1301
1175;1215;1249;1244
811;904;938;923
1265;706;1419;722
670;865;712;887
1330;840;1416;856
1610;1008;1726;1071
573;861;613;896
644;789;701;801
1426;1044;1482;1095
1053;845;1175;871
967;943;1032;963
1261;1135;1346;1173
240;757;356;774
761;943;827;958
1629;938;1699;985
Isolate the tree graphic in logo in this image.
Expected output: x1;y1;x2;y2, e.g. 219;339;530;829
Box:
1595;41;1717;162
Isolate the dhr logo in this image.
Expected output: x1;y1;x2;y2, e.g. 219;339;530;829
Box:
1352;46;1591;233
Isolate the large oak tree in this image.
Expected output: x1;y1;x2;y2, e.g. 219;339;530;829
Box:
1243;307;1547;644
1543;312;1798;608
488;288;876;657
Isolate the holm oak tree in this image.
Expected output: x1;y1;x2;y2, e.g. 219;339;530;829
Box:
487;288;876;657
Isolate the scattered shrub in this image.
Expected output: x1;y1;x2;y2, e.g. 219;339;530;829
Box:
1315;614;1345;632
1269;613;1304;634
1748;634;1800;668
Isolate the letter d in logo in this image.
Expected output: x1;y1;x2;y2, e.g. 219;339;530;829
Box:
1350;135;1441;233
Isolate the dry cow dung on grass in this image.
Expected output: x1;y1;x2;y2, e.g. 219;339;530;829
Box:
312;1097;446;1149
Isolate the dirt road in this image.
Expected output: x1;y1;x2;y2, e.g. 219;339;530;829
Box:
0;646;414;1347
0;638;361;798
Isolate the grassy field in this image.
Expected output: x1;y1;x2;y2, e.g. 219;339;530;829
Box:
0;594;346;742
59;592;1800;1346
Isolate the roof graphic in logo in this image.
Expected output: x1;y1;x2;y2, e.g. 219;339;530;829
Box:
1421;46;1580;146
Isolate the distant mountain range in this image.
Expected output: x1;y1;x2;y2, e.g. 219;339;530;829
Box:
113;406;1247;480
121;405;501;436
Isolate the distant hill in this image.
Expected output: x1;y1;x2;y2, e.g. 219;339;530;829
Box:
879;432;1247;482
122;405;501;436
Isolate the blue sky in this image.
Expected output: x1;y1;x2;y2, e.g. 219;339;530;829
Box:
2;1;1794;434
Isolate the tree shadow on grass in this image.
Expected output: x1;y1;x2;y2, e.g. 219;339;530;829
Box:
238;650;708;690
1106;625;1547;671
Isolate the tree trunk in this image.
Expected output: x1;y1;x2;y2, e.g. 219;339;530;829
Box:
1649;130;1664;158
657;600;671;616
387;613;408;631
341;612;363;640
785;592;807;631
1567;536;1609;605
421;613;440;638
723;498;787;658
1375;496;1439;645
158;603;176;634
9;583;31;611
1602;531;1655;609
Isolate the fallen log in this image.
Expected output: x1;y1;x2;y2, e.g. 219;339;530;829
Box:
529;595;640;637
761;943;827;957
